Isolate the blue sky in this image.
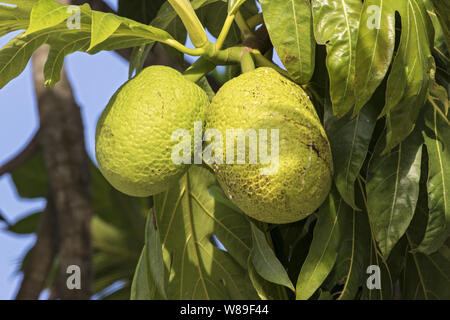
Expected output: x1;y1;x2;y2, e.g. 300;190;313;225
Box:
0;0;281;299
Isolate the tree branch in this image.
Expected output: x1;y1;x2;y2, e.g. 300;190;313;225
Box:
15;201;58;300
32;44;93;300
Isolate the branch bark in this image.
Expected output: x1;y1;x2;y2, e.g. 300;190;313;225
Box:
15;201;58;300
32;44;93;300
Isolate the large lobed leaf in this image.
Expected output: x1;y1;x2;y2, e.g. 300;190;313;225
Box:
137;166;258;299
0;0;175;89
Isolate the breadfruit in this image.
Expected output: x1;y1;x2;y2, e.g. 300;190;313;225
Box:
95;65;209;197
205;67;333;223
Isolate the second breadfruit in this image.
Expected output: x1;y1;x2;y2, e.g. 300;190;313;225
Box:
205;67;333;224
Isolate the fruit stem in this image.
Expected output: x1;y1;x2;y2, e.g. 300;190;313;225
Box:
168;0;209;48
163;39;205;56
183;57;216;83
251;49;291;79
215;14;236;50
240;50;255;73
246;13;263;30
235;10;254;39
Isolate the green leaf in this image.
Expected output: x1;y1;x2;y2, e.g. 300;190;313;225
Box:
0;0;175;89
250;222;295;292
366;128;424;257
130;246;157;300
24;0;73;35
247;255;286;300
208;184;244;214
118;0;165;24
325;98;378;209
146;210;167;299
0;0;35;37
153;166;257;299
151;0;222;32
7;211;41;234
417;104;450;254
383;0;434;152
334;209;370;300
327;184;371;300
430;0;450;51
198;1;240;47
10;151;47;199
353;0;397;114
312;0;362;117
296;188;347;300
260;0;315;84
89;11;122;50
403;244;450;299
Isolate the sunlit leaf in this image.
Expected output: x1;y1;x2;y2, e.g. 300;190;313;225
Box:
353;0;397;114
312;0;362;117
383;0;434;152
250;222;295;292
0;0;174;89
153;166;257;299
0;0;35;37
260;0;315;84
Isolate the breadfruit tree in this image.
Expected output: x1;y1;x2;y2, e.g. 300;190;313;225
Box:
0;0;449;300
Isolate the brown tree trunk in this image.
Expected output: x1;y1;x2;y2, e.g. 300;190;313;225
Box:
27;44;93;300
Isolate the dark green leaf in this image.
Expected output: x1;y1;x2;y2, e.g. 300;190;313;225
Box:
118;0;165;24
146;210;167;299
312;0;362;117
417;103;450;254
430;0;450;51
260;0;315;84
325;98;378;209
366;128;424;257
7;211;41;234
10;151;47;199
250;222;295;292
296;188;348;300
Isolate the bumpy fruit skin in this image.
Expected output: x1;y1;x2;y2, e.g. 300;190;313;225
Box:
206;67;333;224
96;65;208;197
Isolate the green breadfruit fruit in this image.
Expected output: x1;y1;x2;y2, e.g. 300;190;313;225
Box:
95;65;209;197
205;67;333;224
